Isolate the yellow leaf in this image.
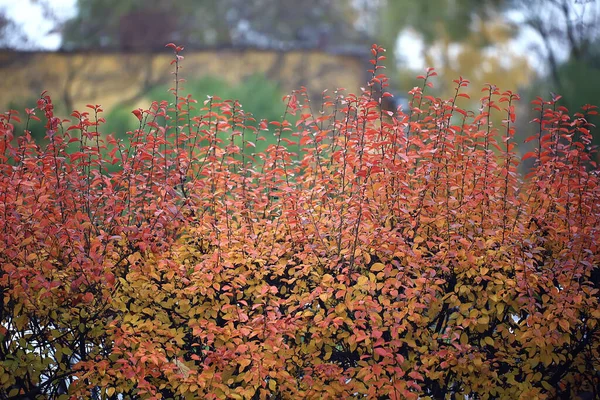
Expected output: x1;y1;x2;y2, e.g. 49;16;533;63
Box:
496;303;505;317
179;383;189;394
106;388;116;397
558;319;569;331
370;262;385;272
484;336;494;346
364;253;371;264
540;352;551;366
349;339;357;352
268;379;277;391
460;332;468;346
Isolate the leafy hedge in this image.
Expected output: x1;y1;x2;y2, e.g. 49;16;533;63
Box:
0;44;599;399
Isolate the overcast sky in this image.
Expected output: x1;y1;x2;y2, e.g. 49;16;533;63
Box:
0;0;75;49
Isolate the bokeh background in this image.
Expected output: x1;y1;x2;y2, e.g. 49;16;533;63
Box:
0;0;598;154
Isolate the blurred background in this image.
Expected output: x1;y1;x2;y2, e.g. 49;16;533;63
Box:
0;0;598;154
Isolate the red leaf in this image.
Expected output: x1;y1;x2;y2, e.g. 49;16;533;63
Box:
132;109;143;121
521;151;537;161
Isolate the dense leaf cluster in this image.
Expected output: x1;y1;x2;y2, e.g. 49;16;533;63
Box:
0;44;599;399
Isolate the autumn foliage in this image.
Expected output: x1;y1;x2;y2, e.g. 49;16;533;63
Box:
1;44;599;399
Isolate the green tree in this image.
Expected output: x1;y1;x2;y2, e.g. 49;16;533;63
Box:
61;0;367;50
61;0;185;50
376;0;510;72
379;0;507;45
506;0;599;90
376;0;598;84
509;1;600;158
521;39;600;159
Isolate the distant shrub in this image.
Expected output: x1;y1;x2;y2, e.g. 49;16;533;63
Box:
5;98;50;143
103;74;293;157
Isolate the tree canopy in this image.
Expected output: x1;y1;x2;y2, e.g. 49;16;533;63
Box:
60;0;368;50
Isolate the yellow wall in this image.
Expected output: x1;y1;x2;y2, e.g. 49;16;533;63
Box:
0;49;367;115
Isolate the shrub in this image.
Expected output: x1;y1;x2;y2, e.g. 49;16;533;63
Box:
144;73;294;155
103;104;141;141
102;74;294;165
0;43;598;399
145;73;287;127
4;98;49;143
